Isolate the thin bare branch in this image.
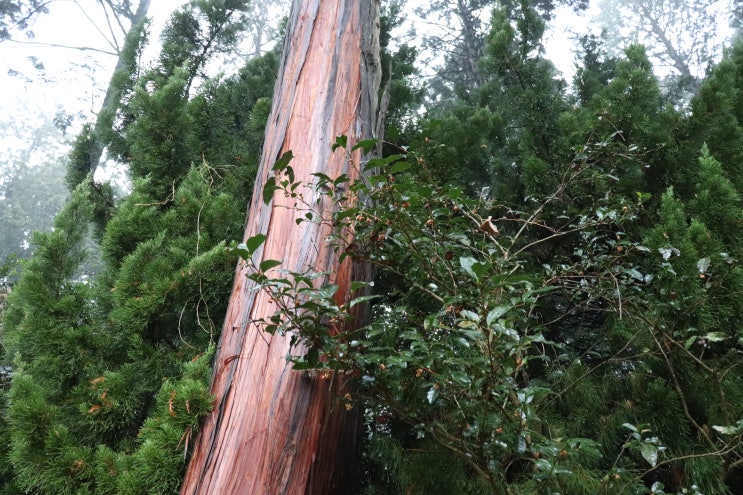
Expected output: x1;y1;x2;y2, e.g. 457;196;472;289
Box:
6;38;117;55
72;0;118;53
97;0;122;52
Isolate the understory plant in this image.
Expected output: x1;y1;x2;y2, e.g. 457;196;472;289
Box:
234;135;743;495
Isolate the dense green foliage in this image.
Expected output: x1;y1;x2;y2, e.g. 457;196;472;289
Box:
232;3;743;495
0;1;277;493
342;5;743;492
3;1;743;494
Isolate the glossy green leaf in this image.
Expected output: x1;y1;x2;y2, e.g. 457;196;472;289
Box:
245;234;267;253
272;150;294;171
697;257;711;273
487;306;512;326
332;135;348;152
640;443;659;467
262;176;277;205
388;161;411;174
259;259;282;272
352;138;377;153
703;331;729;342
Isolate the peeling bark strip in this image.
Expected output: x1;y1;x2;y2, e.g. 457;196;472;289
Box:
179;1;381;494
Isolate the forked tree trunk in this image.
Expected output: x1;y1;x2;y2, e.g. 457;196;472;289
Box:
179;1;381;494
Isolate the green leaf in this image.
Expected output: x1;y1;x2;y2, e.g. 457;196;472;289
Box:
658;247;679;260
262;177;277;205
350;294;379;308
363;158;388;172
259;259;282;272
312;172;333;183
450;370;471;385
486;306;512;326
703;332;730;342
426;387;439;404
272;150;294;171
317;284;339;300
533;458;552;473
388;161;411;174
460;256;478;280
712;425;739;435
640;443;659;467
246;234;267;254
350;280;372;292
460;309;480;322
333;174;349;187
424;314;437;332
697;257;711;273
351;139;377;154
335;207;360;222
231;245;252;260
622;423;639;433
517;434;527;454
460;257;490;281
332;135;348;152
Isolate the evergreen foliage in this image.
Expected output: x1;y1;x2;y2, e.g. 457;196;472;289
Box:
0;1;278;493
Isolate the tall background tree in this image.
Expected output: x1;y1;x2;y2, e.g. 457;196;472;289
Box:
0;110;69;266
413;0;587;108
595;0;732;98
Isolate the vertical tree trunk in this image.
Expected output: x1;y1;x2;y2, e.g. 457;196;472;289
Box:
180;1;381;494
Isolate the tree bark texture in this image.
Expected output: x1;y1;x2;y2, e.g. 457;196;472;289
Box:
180;1;381;494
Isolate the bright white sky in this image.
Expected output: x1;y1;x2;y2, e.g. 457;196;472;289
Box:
0;0;733;184
0;1;589;129
0;1;187;122
0;1;189;187
0;0;600;193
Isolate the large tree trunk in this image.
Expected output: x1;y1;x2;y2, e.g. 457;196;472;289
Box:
179;1;381;494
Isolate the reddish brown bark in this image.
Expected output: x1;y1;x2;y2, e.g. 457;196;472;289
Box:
179;1;381;494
